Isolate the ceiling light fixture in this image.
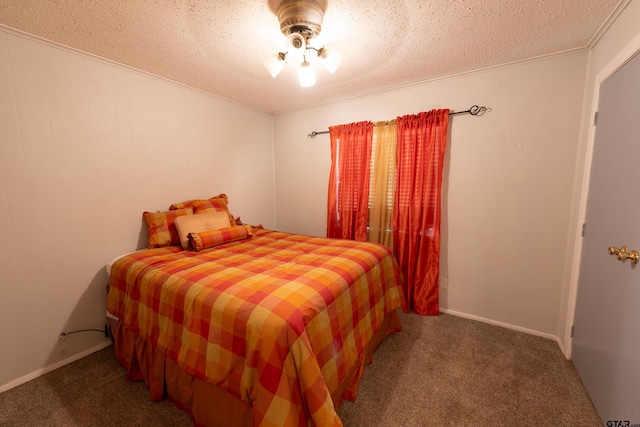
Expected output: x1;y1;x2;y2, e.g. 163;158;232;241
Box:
264;0;342;87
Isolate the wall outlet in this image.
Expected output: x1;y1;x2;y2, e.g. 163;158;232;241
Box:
440;277;448;289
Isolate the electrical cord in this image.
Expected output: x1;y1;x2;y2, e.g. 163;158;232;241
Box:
59;325;109;340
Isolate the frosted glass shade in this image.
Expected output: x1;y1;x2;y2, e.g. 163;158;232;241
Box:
264;53;286;78
317;47;342;74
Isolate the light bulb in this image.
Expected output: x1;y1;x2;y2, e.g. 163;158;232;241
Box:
299;59;316;87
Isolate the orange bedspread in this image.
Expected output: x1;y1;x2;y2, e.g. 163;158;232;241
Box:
107;229;404;426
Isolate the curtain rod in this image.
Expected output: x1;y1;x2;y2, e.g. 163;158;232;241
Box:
307;105;488;138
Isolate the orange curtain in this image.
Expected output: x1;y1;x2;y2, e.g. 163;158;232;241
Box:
394;110;449;315
327;121;373;241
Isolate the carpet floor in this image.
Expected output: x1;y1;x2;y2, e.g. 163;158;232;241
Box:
0;312;602;426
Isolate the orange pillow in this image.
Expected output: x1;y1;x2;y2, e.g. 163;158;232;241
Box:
143;208;193;248
188;225;251;252
170;194;234;224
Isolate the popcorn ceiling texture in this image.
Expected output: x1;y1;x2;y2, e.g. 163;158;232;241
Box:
0;0;621;113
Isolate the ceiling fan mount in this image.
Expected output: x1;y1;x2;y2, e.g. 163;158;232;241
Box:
276;0;324;39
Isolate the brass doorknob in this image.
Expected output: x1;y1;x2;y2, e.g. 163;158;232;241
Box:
608;245;639;264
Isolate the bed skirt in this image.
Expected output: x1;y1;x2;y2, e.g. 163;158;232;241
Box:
109;311;401;427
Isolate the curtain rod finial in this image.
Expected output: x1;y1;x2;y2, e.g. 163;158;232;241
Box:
308;130;329;138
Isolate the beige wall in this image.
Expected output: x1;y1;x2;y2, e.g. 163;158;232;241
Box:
0;29;275;391
273;51;588;342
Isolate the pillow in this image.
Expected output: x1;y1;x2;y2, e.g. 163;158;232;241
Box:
174;211;231;249
170;193;235;224
188;225;251;252
143;208;193;248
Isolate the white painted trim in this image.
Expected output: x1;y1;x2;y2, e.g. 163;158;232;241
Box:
440;308;559;343
0;341;112;394
270;114;279;231
0;20;595;117
555;338;569;359
273;48;588;115
564;31;640;360
587;0;633;49
0;24;266;114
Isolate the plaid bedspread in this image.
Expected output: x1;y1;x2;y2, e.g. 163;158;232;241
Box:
107;229;404;426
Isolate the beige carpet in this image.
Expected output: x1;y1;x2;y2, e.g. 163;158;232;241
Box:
0;312;602;426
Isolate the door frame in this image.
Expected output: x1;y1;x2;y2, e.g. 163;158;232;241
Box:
564;32;640;359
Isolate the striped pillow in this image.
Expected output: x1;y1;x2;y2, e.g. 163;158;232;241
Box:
143;208;193;248
188;225;251;252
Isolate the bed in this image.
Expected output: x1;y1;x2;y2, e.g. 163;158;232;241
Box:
106;195;405;427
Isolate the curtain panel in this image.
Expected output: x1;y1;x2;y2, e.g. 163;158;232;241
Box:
393;109;449;315
368;121;397;249
327;121;373;241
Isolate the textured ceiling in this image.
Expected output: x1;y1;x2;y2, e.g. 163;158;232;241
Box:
0;0;622;113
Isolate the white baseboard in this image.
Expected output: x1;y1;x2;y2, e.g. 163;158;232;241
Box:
440;308;568;358
0;341;112;394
